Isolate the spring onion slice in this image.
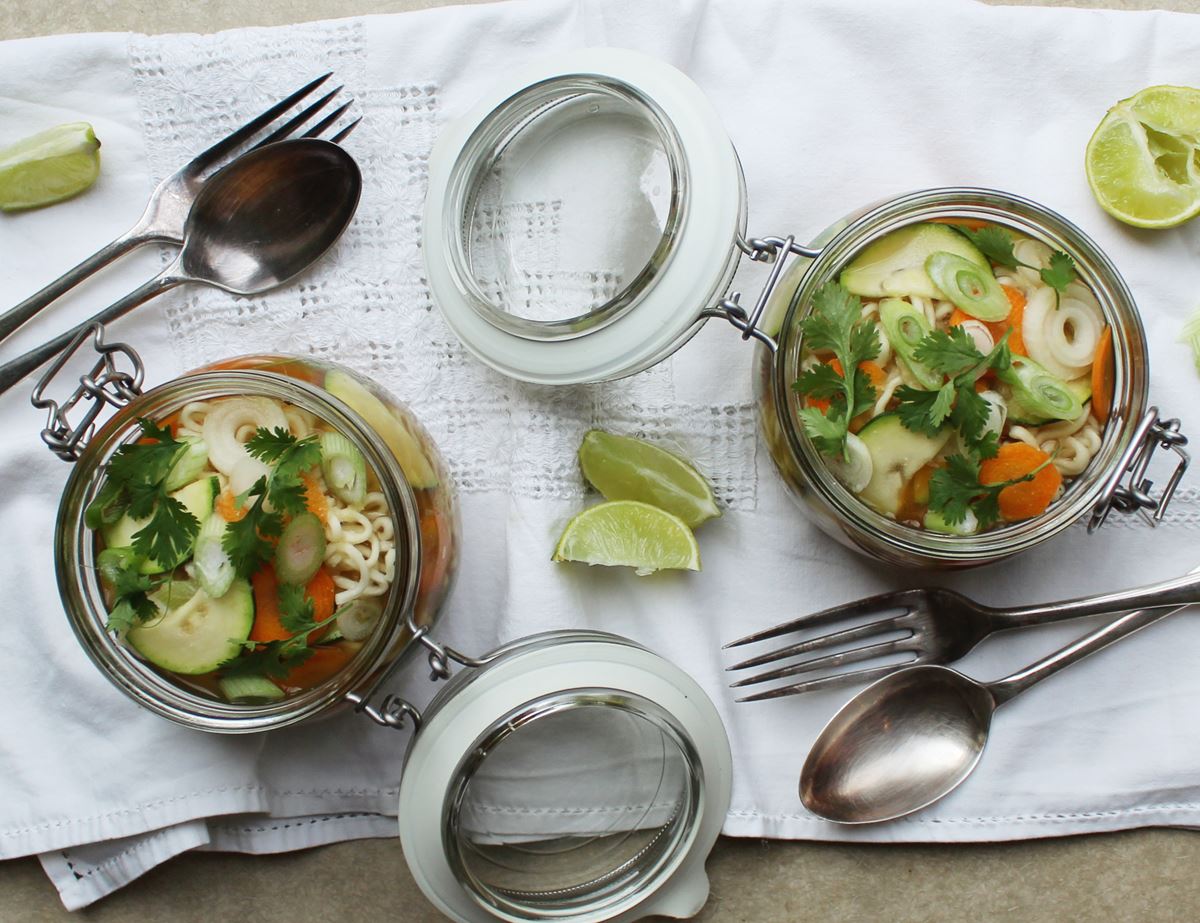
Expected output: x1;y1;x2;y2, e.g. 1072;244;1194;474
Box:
219;675;285;703
320;431;367;505
193;513;235;599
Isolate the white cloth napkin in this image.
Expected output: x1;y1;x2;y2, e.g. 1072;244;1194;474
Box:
5;0;1200;909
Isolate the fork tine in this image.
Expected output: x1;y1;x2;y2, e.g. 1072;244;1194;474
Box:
726;615;915;672
252;86;344;149
329;117;363;144
723;588;924;649
730;638;915;688
734;662;914;703
303;100;355;139
189;72;332;168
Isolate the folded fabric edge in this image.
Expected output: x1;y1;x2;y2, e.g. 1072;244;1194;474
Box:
39;820;211;912
202;811;398;854
722;802;1200;843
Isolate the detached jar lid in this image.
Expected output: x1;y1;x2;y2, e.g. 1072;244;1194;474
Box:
397;631;732;923
424;48;746;384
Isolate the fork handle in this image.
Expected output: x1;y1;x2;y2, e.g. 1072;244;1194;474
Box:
0;225;173;345
993;569;1200;627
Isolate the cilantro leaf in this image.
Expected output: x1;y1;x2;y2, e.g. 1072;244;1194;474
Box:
96;547;162;634
913;327;987;378
246;427;302;463
798;406;850;458
1039;251;1077;296
795;282;881;459
278;582;316;633
895;385;955;434
952;225;1020;269
220;638;314;680
928;452;1056;528
130;494;199;568
948;386;992;448
793;363;844;401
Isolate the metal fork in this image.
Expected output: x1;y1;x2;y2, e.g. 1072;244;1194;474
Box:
725;568;1200;701
0;72;362;343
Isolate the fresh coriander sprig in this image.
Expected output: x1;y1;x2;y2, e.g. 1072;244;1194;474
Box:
219;583;340;681
792;282;881;460
951;224;1077;302
929;452;1057;529
96;546;164;634
895;326;1011;457
221;428;321;578
86;419;200;567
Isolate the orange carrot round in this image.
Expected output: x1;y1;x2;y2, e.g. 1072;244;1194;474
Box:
980;443;1062;522
1001;285;1027;356
249;564;336;644
217;488;250;523
1091;327;1114;425
274;645;353;692
302;471;328;524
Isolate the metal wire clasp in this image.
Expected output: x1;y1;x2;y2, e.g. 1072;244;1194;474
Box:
348;622;496;732
1089;409;1190;531
30;323;145;462
703;234;821;353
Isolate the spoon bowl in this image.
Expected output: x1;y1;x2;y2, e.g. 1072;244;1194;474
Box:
800;666;993;824
183;138;361;293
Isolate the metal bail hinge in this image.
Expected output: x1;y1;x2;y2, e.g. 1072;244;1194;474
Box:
1089;409;1189;532
30;323;145;462
705;234;821;353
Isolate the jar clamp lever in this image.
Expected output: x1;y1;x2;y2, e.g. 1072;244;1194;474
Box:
702;234;821;353
1089;409;1189;531
31;322;145;462
346;611;498;732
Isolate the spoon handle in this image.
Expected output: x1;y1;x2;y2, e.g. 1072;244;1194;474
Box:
0;269;182;397
989;600;1195;705
0;225;171;346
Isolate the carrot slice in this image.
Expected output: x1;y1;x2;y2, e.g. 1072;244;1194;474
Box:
302;471;328;524
274;645;353;692
217;488;250;523
979;443;1062;522
249;564;336;644
1001;285;1027;356
1091;327;1114;425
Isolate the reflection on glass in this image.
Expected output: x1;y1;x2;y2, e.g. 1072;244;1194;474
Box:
465;87;676;328
449;699;694;916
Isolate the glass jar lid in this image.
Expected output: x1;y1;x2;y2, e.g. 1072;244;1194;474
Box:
397;631;731;922
424;49;746;384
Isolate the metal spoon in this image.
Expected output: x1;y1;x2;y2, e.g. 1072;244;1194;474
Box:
799;591;1194;824
0;137;361;395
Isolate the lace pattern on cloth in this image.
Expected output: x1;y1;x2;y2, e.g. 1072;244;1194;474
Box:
127;22;760;510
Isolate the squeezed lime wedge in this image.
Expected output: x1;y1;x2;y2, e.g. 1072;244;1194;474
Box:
0;122;101;212
1085;85;1200;228
552;500;701;576
578;429;719;529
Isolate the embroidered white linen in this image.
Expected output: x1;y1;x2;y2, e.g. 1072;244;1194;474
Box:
4;0;1200;909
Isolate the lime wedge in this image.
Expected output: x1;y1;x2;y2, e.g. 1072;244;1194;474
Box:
0;122;101;212
578;429;720;528
1085;85;1200;228
552;500;701;575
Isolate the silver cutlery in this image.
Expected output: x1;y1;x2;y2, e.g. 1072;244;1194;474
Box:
726;570;1200;701
0;72;360;344
0;138;361;395
799;593;1193;824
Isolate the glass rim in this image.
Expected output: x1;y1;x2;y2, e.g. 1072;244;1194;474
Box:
441;688;704;922
447;74;689;344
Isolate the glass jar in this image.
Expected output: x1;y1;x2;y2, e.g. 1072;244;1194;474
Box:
52;352;458;732
423;49;1189;570
756;188;1188;567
